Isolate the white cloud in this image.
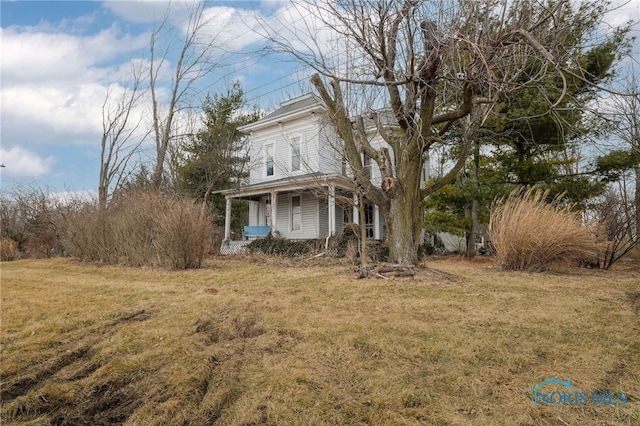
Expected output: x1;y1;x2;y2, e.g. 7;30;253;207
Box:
0;146;55;177
1;25;148;86
602;0;640;28
2;82;111;146
104;2;284;54
0;22;151;148
48;189;97;205
254;2;349;68
200;6;265;52
102;0;197;24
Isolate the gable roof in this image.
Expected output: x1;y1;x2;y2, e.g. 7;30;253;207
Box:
239;93;325;133
262;93;324;122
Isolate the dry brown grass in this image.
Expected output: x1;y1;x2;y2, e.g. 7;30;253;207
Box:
1;257;638;425
489;189;596;271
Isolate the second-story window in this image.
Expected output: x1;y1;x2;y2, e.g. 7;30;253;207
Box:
363;153;372;179
422;163;429;184
265;143;274;177
291;137;301;172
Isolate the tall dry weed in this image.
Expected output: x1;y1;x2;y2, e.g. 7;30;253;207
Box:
64;191;211;269
0;238;17;261
155;201;211;269
489;189;596;271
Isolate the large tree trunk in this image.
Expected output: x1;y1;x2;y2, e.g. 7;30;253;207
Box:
635;165;640;237
151;145;167;190
466;139;480;258
386;183;422;265
358;192;368;268
466;198;478;258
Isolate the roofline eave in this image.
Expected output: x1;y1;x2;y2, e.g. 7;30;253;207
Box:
238;105;326;133
218;173;356;199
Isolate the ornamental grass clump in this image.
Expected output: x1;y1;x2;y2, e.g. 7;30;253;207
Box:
489;189;596;271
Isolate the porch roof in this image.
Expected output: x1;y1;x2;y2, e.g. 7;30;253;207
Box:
217;173;355;201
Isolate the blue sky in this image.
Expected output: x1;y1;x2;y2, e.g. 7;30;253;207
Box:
0;0;315;197
1;0;639;198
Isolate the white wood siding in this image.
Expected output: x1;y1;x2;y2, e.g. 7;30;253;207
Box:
335;204;346;234
249;116;325;184
318;198;328;237
248;201;258;226
268;192;319;239
248;200;271;228
248;111;391;185
317;124;343;175
241;105;392;242
250;193;382;240
366;134;387;187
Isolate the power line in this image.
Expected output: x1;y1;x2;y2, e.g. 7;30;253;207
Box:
6;1;638;189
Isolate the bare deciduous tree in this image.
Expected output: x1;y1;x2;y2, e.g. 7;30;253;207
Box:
148;0;228;190
260;0;629;264
592;187;639;270
1;185;86;258
99;63;147;210
604;70;640;234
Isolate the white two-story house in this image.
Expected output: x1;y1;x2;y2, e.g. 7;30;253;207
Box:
219;93;387;251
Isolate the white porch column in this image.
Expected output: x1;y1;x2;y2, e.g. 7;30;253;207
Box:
353;193;360;225
270;190;278;235
223;197;232;243
328;185;336;236
374;204;381;240
251;200;259;226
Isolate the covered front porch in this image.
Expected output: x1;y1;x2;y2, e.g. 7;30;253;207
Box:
218;173;384;249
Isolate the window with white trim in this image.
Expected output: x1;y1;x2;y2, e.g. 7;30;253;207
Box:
290;136;301;172
422;162;429;184
363;153;372;179
364;203;374;239
291;195;302;231
343;207;350;224
265;143;274;177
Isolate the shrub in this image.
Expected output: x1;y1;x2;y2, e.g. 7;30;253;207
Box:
366;240;389;263
327;223;361;258
0;238;17;261
585;188;640;270
64;191;211;269
489;189;596;271
1;187;74;259
323;224;390;263
246;234;323;257
155;201;210;269
420;233;446;256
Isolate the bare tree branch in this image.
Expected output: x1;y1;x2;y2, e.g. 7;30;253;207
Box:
99;62;148;209
148;0;229;190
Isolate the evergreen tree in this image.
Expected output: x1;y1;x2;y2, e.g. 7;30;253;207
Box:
488;1;629;204
423;2;630;254
176;82;260;230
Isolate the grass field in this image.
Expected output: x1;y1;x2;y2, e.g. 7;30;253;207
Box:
1;256;638;425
